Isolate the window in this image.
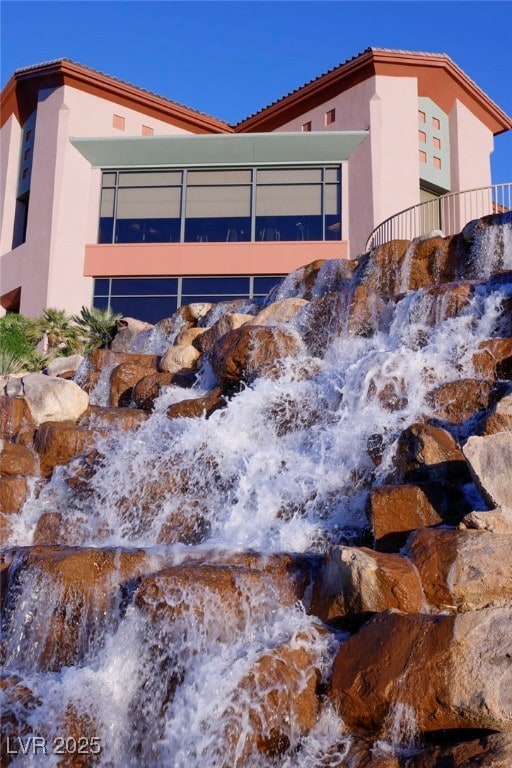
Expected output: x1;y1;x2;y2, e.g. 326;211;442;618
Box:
98;166;342;244
142;125;154;136
25;129;32;142
93;275;285;323
432;116;441;130
433;136;441;150
113;114;125;130
325;109;336;126
418;130;426;143
301;121;312;132
419;150;427;163
418;110;426;123
433;156;442;169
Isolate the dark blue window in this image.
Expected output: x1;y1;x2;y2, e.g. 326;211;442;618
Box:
111;278;178;295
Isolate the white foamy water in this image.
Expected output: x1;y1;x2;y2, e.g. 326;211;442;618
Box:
2;223;512;766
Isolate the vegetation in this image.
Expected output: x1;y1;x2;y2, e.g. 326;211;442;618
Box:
0;305;122;375
71;306;122;352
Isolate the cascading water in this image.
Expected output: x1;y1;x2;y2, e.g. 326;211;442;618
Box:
2;216;512;767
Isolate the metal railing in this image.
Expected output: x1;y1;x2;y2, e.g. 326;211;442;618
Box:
366;183;512;251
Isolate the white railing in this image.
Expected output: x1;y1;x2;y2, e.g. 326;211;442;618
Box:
366;183;512;251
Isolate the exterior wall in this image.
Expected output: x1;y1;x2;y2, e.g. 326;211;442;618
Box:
272;75;419;257
449;98;493;192
0;115;23;260
0;83;196;317
84;240;349;277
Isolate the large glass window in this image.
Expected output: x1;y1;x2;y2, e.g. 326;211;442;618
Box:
98;166;342;245
93;275;284;324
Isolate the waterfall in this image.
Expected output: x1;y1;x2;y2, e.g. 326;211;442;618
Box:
2;214;512;767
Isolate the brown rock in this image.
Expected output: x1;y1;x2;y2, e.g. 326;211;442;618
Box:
34;422;102;478
0;396;34;440
2;546;169;671
368;482;468;551
473;338;512;380
480;410;512;434
132;372;176;410
298;286;386;357
195;312;254;353
134;555;309;629
166;388;226;420
109;362;158;407
87;349;159;373
330;607;512;733
392;423;471;485
156;499;211;545
1;474;29;516
79;405;149;430
362;240;411;295
0;443;39;476
310;546;425;624
426;378;499;424
0;675;40;766
463;432;512;512
174;325;207;347
407;528;512;612
408;732;512;768
410;280;476;326
208;325;303;390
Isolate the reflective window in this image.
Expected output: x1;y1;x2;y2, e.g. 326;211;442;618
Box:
109;296;178;324
111;277;178;295
182;276;250;295
98;166;342;243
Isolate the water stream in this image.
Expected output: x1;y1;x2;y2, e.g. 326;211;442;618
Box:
2;220;512;766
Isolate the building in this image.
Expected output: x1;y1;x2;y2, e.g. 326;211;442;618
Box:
1;48;510;322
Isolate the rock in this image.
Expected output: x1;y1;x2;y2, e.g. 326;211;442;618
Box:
134;555;310;629
111;318;154;352
461;508;512;533
329;607;512;733
392;423;471;485
463;433;512;511
87;349;159;373
19;373;89;426
208;325;303;390
156;499;211;545
426;378;500;424
359;240;410;295
79;405;149;430
407;528;512;612
472;338;512;380
251;298;308;326
1;546;170;671
310;546;425;624
132;372;176;410
45;354;84;378
109;362;158;407
409;280;476;326
5;376;24;398
408;732;512;768
195;313;254;353
0;675;40;766
174;326;207;347
268;260;327;301
297;286;387;357
0;443;39;476
166;388;226;420
0;396;35;440
0;475;29;521
34;422;103;478
158;344;201;374
480;411;512;435
368;483;447;551
186;302;213;321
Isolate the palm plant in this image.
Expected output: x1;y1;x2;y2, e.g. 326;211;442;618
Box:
0;313;38;374
27;308;82;354
71;306;122;351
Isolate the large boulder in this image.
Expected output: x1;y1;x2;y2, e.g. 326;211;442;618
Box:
391;423;471;485
16;373;89;426
0;396;34;440
45;354;84;379
208;325;303;390
33;422;103;477
251;298;308;326
310;546;425;624
472;338;512;380
296;286;386;357
159;343;201;374
407;529;512;612
329;607;512;733
195;313;253;353
132;372;176;410
0;443;38;476
426;378;499;424
109;361;159;407
367;483;454;551
463;432;512;511
166;388;226;420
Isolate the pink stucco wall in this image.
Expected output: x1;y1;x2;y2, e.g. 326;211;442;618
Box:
0;115;22;261
84;240;349;277
449;99;493;191
0;83;195;317
273;75;420;257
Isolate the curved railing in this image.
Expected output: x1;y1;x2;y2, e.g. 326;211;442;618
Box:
366;182;512;251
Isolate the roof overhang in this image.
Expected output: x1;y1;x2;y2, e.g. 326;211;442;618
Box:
70;131;369;168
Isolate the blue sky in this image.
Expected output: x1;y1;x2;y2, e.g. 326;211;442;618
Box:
1;1;511;183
